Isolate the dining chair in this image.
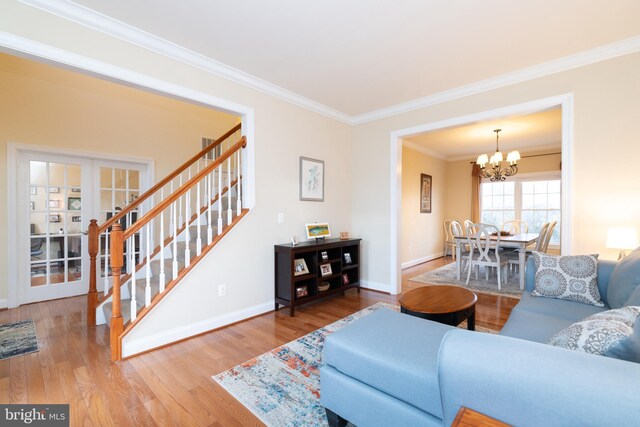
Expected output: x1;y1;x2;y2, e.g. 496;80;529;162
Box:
449;220;466;262
465;223;507;290
505;221;551;275
540;221;558;253
502;219;528;235
463;219;476;235
443;220;454;258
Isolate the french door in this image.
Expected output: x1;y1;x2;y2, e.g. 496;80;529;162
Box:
17;152;148;304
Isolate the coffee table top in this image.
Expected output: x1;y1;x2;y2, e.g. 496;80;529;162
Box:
399;285;477;315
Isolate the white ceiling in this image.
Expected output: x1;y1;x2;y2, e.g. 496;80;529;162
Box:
404;108;562;160
53;1;640;117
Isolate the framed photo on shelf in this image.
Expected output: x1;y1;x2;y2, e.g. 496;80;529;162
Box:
420;173;432;213
340;231;350;240
320;263;332;277
68;197;81;211
299;156;324;201
344;253;353;264
71;187;82;193
49;214;61;223
293;258;309;276
30;186;37;195
305;222;331;239
48;200;60;209
296;286;308;298
30;201;35;211
321;251;328;261
343;273;349;285
72;216;81;223
49;187;60;194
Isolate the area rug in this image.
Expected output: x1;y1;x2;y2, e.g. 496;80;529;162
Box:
213;302;496;427
0;320;38;360
409;262;523;299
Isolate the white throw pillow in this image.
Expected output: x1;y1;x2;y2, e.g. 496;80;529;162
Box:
531;252;604;307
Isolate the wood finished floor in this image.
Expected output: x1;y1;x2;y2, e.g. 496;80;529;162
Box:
0;257;519;426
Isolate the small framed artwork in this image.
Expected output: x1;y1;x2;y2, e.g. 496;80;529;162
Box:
343;273;349;285
344;253;353;264
50;214;61;223
420;173;432;214
30;186;37;195
71;187;82;193
299;157;324;202
293;258;309;276
68;197;81;211
340;231;350;240
320;263;332;277
321;251;328;261
30;201;35;211
49;187;60;194
72;216;81;223
49;200;60;209
296;286;308;298
305;222;331;239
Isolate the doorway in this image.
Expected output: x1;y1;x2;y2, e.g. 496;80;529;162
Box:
15;149;149;305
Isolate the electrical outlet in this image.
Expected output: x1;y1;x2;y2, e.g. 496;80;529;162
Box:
218;284;227;297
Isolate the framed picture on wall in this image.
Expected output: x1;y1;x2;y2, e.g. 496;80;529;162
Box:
420;173;432;213
299;157;324;201
68;197;81;211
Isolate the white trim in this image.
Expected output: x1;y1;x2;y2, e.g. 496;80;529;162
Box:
0;299;7;309
402;141;448;160
360;280;393;294
446;144;562;162
121;301;273;358
12;1;640;125
352;36;640;125
389;94;574;294
401;252;444;270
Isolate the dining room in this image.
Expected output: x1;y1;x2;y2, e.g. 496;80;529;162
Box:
399;106;563;298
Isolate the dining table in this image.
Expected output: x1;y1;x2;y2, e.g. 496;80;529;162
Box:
454;233;539;290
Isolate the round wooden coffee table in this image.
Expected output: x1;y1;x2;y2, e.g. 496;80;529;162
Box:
399;285;477;330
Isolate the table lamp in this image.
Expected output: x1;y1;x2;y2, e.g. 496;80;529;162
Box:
606;227;639;260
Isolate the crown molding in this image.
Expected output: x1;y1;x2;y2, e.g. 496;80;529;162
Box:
401;141;448;161
18;0;353;124
350;35;640;125
15;1;640;127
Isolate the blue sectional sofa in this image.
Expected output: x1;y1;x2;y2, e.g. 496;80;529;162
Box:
320;258;640;426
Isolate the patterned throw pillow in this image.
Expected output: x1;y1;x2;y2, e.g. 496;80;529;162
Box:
548;306;640;362
531;252;604;307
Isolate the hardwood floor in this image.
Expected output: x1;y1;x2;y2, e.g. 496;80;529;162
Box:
0;257;518;426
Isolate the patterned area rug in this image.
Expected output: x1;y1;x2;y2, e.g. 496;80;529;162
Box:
409;262;523;299
0;320;38;360
213;302;496;427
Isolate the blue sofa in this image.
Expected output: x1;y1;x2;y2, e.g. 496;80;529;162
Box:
320;258;640;426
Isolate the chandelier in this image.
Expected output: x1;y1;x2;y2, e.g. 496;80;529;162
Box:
476;129;520;181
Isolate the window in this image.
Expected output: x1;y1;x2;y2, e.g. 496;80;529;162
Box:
480;173;561;246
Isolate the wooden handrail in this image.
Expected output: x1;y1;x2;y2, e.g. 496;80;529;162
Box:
97;122;241;234
123;136;246;240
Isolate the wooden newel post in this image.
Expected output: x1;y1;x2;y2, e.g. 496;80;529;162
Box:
87;219;99;326
110;223;124;362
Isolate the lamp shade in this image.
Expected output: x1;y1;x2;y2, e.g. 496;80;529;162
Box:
606;227;639;250
507;150;521;164
489;151;503;165
476;154;488;167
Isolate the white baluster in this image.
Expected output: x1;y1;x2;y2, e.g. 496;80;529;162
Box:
159;207;166;293
145;221;151;307
178;175;183;228
172;201;178;280
104;230;110;296
185;186;191;267
196;180;202;256
169;182;174;236
227;155;232;225
130;236;137;322
207;171;213;245
237;147;242;215
217;164;223;235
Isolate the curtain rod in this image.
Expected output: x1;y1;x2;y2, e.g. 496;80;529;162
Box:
468;151;561;164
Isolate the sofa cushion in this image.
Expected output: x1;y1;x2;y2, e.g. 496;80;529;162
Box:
548;306;640;362
531;252;604;307
608;247;640;308
323;308;453;418
500;309;578;343
513;292;607;322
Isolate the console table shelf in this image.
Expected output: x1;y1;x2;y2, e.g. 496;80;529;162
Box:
274;238;361;316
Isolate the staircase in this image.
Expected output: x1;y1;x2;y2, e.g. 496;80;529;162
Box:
86;123;249;361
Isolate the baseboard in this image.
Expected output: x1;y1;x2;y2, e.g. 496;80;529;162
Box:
401;252;444;270
359;280;392;294
121;301;274;358
0;298;7;309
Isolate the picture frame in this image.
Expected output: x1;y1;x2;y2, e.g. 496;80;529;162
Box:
49;187;60;194
305;222;331;239
48;200;60;209
299;157;324;201
72;216;81;223
296;286;308;298
343;273;349;285
30;186;37;195
49;214;61;223
344;252;353;264
320;263;332;277
321;251;328;261
420;173;432;213
293;258;309;276
71;187;82;193
68;197;81;211
30;201;35;211
340;231;350;240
